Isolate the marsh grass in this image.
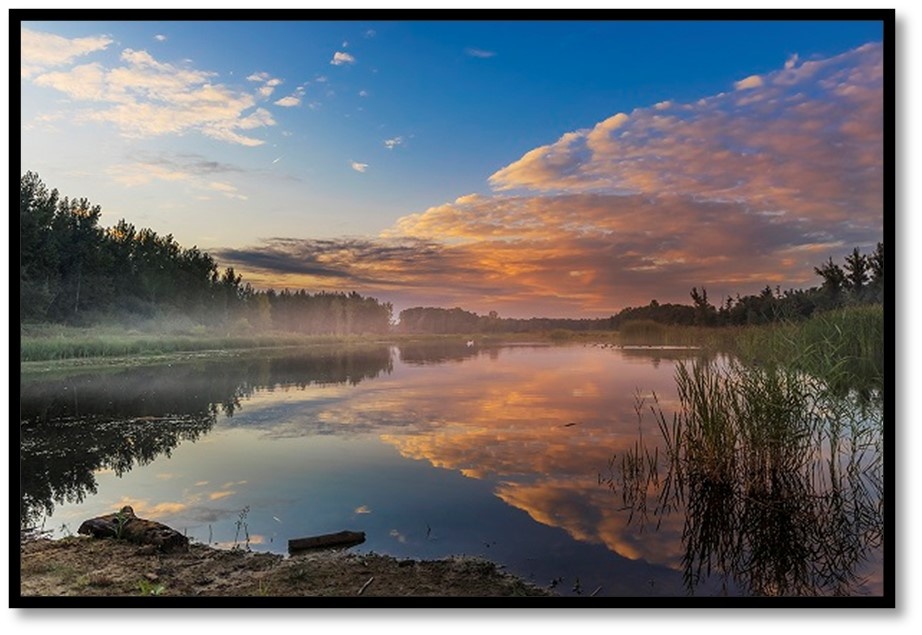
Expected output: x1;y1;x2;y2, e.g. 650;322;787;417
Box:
607;313;884;596
19;325;362;362
733;304;884;395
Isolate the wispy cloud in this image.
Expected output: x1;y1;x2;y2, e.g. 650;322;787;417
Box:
331;51;356;66
108;153;248;200
384;136;404;150
465;47;496;59
351;161;368;173
154;34;167;42
24;32;277;146
21;27;113;78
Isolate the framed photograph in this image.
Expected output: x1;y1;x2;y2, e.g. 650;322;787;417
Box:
14;7;893;610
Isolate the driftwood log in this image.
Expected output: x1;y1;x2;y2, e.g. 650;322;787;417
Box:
288;530;365;554
78;505;189;553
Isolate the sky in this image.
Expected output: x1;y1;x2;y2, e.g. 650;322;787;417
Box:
19;16;886;318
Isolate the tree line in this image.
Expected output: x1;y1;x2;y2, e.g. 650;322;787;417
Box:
19;172;392;334
611;242;884;328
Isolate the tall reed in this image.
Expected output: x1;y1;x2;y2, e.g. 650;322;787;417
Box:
607;326;884;596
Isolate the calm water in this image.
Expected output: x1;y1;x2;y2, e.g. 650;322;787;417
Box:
20;342;883;597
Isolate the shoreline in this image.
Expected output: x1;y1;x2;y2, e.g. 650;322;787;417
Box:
19;533;553;598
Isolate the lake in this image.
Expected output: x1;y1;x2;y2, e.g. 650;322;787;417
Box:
20;341;883;597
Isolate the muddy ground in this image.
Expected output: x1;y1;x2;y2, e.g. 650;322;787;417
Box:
19;535;552;598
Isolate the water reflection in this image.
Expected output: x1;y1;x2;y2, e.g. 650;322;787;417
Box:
19;343;883;597
20;347;394;528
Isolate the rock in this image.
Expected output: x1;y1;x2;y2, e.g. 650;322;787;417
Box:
78;506;189;553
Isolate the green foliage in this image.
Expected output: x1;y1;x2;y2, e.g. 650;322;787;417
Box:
114;509;129;539
137;579;166;596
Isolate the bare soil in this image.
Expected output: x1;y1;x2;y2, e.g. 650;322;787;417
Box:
19;535;552;598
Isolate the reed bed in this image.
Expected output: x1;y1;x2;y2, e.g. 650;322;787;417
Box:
607;305;885;596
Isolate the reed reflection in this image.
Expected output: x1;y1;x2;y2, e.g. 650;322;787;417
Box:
604;358;884;596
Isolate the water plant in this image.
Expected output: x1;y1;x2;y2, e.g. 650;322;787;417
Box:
606;341;884;596
233;505;251;551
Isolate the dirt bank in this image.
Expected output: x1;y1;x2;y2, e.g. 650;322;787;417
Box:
19;535;552;598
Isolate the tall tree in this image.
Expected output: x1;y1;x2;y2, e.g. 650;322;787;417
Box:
50;196;104;319
814;257;847;296
19;172;61;319
843;247;870;293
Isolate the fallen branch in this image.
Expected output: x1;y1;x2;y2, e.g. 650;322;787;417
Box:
288;530;366;554
358;576;375;595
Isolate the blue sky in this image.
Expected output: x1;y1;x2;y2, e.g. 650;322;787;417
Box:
19;16;886;317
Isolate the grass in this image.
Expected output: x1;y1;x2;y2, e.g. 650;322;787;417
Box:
732;304;884;395
20;323;371;363
606;305;885;596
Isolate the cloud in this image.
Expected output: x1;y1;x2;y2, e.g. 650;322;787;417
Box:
331;51;356;65
351;161;368;173
365;29;376;38
108;153;247;199
384;136;404;149
213;236;488;296
154;34;167;42
25;35;277;145
21;27;113;78
248;72;283;98
465;47;496;58
488;42;882;210
274;95;301;107
734;74;764;90
359;89;369;97
785;53;799;70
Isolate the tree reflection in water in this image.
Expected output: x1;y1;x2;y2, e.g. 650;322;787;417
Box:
604;357;884;597
20;346;394;530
